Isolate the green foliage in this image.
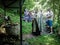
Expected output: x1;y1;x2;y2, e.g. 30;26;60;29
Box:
0;8;4;14
22;0;35;12
6;11;20;23
22;0;60;45
26;34;60;45
22;0;60;34
0;17;4;25
0;8;20;24
22;21;32;34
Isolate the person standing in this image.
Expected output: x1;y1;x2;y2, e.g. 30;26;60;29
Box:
28;11;32;22
37;10;44;32
46;9;54;34
24;9;29;22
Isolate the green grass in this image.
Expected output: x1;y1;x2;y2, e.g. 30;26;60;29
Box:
0;8;20;23
26;34;60;45
22;21;32;34
22;21;60;45
6;12;20;23
0;8;60;45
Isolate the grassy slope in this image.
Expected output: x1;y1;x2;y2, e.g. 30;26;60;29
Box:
0;8;60;45
27;34;60;45
22;21;32;34
22;21;60;45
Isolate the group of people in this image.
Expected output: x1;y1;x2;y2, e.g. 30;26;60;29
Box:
23;8;54;34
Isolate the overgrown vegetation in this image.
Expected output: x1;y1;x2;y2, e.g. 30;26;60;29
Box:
22;0;60;26
22;21;32;34
0;8;20;24
0;0;60;45
26;34;60;45
22;0;60;45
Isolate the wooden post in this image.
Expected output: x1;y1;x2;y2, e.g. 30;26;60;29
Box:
20;0;25;45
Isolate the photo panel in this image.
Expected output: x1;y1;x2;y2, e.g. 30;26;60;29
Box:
22;0;60;45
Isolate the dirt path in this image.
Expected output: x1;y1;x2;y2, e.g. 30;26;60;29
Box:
22;30;50;40
23;34;35;40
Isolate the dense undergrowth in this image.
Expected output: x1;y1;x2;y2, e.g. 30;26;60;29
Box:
0;8;20;24
0;6;60;45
